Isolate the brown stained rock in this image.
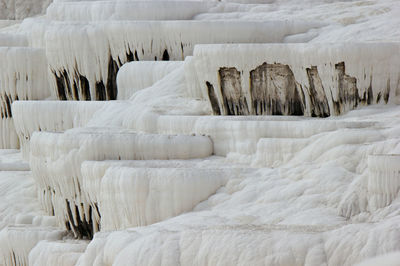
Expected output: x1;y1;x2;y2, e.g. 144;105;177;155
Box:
206;81;221;115
250;63;303;116
334;62;360;115
219;67;249;115
306;66;330;117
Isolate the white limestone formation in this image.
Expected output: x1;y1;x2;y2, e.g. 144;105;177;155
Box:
116;61;183;100
46;1;221;21
0;33;27;47
367;154;400;211
45;20;317;101
0;170;44;229
29;239;88;266
121;114;376;156
0;0;400;265
12;101;105;158
80;157;243;232
0;48;50;148
80;157;247;202
29;129;213;237
99;167;228;231
0;226;67;266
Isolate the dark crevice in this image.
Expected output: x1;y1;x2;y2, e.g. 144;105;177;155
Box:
384;78;390;103
79;75;91;101
73;80;80;100
65;221;71;231
126;50;134;62
180;42;184;58
4;94;12;118
162;49;170;61
65;200;93;239
360;75;373;105
134;50;139;61
376;92;382;103
63;70;72;99
106;56;119;100
367;79;373;105
11;251;16;266
54;71;67;100
95;81;106;101
206;81;221;115
94;202;101;232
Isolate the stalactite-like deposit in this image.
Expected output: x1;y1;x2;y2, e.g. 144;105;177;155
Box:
193;43;400;117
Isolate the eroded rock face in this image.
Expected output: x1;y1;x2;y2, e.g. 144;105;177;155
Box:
219;67;249;115
206;82;221;115
306;66;330;117
333;62;360;115
206;61;391;117
250;63;304;116
213;63;305;116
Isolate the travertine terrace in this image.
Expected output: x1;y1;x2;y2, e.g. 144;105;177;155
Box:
0;0;400;265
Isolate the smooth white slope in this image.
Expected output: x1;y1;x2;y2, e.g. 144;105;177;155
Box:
117;61;183;100
0;33;27;46
46;1;221;21
29;239;88;266
0;171;44;229
195;0;400;42
99;167;229;231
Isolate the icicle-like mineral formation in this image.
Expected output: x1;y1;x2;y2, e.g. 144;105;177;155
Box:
367;154;400;211
30;129;213;238
0;48;50;148
12;101;105;158
192;43;400;117
45;20;317;101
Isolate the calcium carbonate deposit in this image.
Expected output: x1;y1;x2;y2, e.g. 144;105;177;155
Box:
0;0;400;265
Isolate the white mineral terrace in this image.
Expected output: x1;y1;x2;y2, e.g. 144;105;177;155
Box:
1;0;400;265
